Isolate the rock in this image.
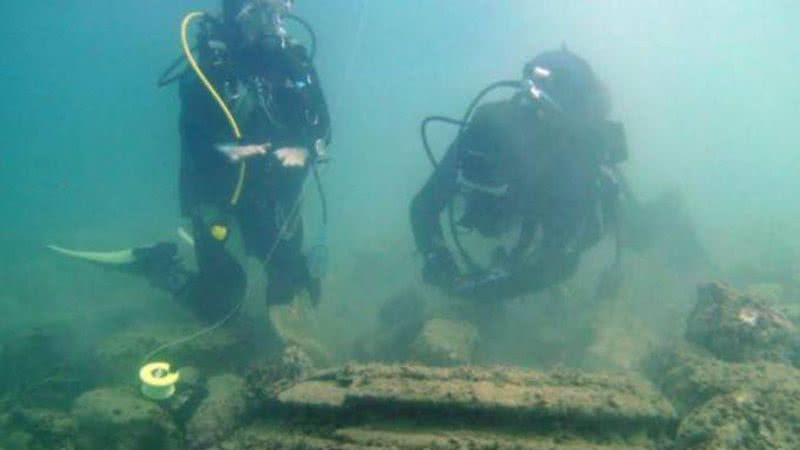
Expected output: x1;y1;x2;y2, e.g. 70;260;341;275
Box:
163;366;208;425
409;319;479;366
0;412;34;450
224;422;658;450
281;345;315;377
226;363;676;449
0;324;89;409
4;408;76;449
185;374;249;450
94;322;244;384
72;387;181;450
277;364;674;425
676;389;800;450
246;346;316;405
353;289;427;362
0;431;34;450
645;343;800;415
686;282;796;363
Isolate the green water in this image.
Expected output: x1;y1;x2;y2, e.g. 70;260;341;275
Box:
2;1;800;448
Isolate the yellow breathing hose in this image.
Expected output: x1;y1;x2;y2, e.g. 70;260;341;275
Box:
181;12;247;206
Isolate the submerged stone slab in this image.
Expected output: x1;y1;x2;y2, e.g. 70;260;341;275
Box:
277;364;674;425
235;363;676;449
222;422;656;450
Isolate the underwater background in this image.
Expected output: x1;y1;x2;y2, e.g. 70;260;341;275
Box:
2;1;800;447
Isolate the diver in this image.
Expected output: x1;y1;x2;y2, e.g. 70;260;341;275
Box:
52;0;331;330
411;47;627;302
167;0;331;323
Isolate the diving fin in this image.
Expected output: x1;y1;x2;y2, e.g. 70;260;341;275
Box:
48;242;190;294
47;245;135;264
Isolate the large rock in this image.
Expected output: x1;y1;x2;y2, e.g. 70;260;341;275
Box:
223;423;660;450
0;324;90;408
246;345;315;404
94;322;244;384
227;363;676;449
353;289;427;362
686;282;796;363
409;319;479;366
1;408;76;450
676;389;800;450
645;343;800;415
72;387;181;450
645;343;800;449
185;374;249;450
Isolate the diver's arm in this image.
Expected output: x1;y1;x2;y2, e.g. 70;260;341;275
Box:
178;74;225;153
410;103;500;254
410;141;460;255
178;75;228;215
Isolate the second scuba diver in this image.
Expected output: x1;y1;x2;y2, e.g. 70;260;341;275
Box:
168;0;331;323
412;48;627;301
52;0;331;342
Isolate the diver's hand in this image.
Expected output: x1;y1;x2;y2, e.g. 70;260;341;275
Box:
216;143;270;163
275;147;309;168
422;248;459;290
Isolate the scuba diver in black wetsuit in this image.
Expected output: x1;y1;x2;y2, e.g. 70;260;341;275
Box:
51;0;331;327
412;48;629;302
169;0;331;321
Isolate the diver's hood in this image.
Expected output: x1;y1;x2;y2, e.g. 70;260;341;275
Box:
522;49;607;120
224;0;293;22
224;0;293;49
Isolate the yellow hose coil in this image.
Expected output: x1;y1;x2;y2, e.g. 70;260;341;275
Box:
181;12;247;206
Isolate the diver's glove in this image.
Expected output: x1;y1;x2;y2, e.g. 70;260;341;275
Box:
422;247;459;290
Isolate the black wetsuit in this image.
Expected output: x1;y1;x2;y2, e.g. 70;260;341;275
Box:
177;31;330;320
411;96;623;301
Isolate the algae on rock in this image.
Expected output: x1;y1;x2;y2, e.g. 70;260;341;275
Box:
645;343;800;415
676;389;800;450
409;319;479;367
72;386;182;450
185;374;249;450
686;282;796;364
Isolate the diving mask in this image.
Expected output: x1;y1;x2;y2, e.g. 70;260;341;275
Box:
236;0;293;45
524;65;564;114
